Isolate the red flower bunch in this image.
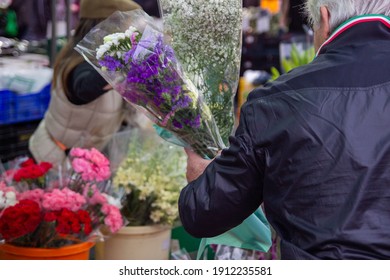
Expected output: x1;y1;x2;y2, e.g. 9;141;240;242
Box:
44;208;92;236
8;158;53;188
0;200;94;247
0;148;124;248
0;200;42;240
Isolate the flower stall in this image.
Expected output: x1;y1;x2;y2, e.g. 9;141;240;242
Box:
0;148;123;259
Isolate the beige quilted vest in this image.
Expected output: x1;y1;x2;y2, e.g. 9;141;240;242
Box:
29;83;125;165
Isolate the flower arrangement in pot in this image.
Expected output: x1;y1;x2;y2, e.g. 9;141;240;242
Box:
114;129;187;227
0;148;123;259
96;128;187;259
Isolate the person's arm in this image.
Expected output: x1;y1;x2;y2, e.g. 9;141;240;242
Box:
179;112;265;238
67;61;110;105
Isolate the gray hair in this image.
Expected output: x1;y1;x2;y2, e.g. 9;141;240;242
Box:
305;0;390;32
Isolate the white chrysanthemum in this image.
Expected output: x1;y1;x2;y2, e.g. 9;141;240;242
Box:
96;27;136;60
103;32;124;43
125;26;138;37
96;44;109;59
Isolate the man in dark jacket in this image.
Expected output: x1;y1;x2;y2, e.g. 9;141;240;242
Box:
179;0;390;260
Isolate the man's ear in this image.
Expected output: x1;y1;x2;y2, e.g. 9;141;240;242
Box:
320;6;331;39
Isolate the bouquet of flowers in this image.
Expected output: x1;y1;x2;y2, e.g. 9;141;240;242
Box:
0;148;123;248
159;0;243;145
75;10;224;159
113;129;186;226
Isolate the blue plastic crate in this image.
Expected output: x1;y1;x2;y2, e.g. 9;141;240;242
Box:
0;90;15;124
0;83;51;125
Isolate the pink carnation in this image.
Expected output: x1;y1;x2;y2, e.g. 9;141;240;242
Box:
88;148;110;168
71;148;111;182
17;189;45;205
94;166;111;182
69;148;87;158
42;188;86;211
83;184;107;205
101;204;123;233
72;158;92;178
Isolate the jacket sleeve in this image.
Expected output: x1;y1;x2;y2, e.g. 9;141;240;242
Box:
67;61;109;105
178;109;265;238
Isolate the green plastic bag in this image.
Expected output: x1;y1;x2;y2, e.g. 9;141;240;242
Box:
196;208;272;259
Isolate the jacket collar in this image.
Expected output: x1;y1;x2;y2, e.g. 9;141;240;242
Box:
316;14;390;57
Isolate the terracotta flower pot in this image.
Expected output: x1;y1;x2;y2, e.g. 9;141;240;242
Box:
0;242;95;260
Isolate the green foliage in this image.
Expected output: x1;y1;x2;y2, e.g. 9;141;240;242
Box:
270;44;315;80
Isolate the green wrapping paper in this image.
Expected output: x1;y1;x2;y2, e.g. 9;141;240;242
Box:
196;208;272;259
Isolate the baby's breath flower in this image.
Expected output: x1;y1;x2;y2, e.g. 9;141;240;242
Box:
160;0;243;145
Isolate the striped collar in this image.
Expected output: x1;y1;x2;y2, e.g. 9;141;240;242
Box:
316;14;390;57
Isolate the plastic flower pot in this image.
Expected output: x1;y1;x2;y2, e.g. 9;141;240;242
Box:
0;242;95;260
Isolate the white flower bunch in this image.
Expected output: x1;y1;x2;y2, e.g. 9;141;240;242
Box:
160;0;242;70
96;26;140;61
159;0;243;144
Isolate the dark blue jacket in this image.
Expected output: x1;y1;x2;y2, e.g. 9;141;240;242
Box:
179;15;390;259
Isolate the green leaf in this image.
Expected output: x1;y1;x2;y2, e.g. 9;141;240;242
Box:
270;67;280;80
281;59;294;73
290;45;301;67
281;44;315;73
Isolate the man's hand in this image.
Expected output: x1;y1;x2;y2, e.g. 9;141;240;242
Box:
103;84;113;91
184;148;213;183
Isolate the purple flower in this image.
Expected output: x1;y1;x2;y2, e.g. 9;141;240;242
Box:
98;56;123;71
172;95;192;111
172;120;183;129
124;49;135;64
184;114;201;129
91;25;222;158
